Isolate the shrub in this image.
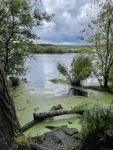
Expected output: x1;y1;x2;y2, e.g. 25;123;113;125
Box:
80;104;113;150
57;55;92;86
10;77;20;87
71;56;92;81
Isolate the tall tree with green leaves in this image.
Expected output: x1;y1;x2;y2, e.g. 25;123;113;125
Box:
84;0;113;88
0;0;51;75
0;0;51;148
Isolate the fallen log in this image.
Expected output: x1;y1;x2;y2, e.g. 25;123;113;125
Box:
33;109;84;121
20;120;38;132
21;105;85;132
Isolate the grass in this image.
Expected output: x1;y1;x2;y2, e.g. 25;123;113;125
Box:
29;44;92;54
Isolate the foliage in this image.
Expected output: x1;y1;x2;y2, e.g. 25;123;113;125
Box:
57;63;69;77
83;0;113;88
9;76;20;86
80;104;113;150
29;44;92;54
71;56;92;81
0;0;51;75
71;103;88;115
57;55;92;86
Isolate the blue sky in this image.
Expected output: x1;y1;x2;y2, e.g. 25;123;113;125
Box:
34;0;97;45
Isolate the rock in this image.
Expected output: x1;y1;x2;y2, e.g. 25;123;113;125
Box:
18;143;49;150
42;133;61;144
18;127;80;150
28;144;49;150
62;127;78;136
37;127;80;150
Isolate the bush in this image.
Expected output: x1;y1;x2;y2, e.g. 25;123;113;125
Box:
80;104;113;150
71;56;92;81
57;55;92;86
10;77;20;87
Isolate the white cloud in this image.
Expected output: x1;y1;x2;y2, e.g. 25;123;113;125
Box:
42;0;77;13
35;0;98;45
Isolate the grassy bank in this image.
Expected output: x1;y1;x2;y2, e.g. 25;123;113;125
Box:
29;44;92;54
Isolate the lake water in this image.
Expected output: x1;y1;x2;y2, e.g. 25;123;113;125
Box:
24;53;97;96
13;54;113;137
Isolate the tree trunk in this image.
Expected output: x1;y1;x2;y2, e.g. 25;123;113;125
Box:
0;70;19;149
104;73;109;88
71;77;81;86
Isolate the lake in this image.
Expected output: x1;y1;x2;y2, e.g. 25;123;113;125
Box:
24;53;98;96
24;53;76;96
13;54;113;137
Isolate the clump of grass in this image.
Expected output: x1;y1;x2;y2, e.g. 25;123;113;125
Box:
71;103;88;115
80;103;113;150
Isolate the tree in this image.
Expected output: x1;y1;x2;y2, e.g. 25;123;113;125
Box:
0;70;20;149
84;0;113;88
0;0;51;75
57;55;92;86
0;0;51;149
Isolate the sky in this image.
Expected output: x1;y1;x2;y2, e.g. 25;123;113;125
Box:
34;0;97;45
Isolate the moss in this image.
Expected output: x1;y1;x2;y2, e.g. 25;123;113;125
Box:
12;81;113;137
50;78;69;84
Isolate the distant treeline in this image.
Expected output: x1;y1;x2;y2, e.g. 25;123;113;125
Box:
29;43;92;54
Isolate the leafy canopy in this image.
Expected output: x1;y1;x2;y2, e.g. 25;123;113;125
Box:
57;55;92;86
0;0;51;75
82;0;113;88
71;56;92;80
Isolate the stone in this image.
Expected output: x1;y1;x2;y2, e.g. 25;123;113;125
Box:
62;127;78;136
18;127;80;150
37;127;80;150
